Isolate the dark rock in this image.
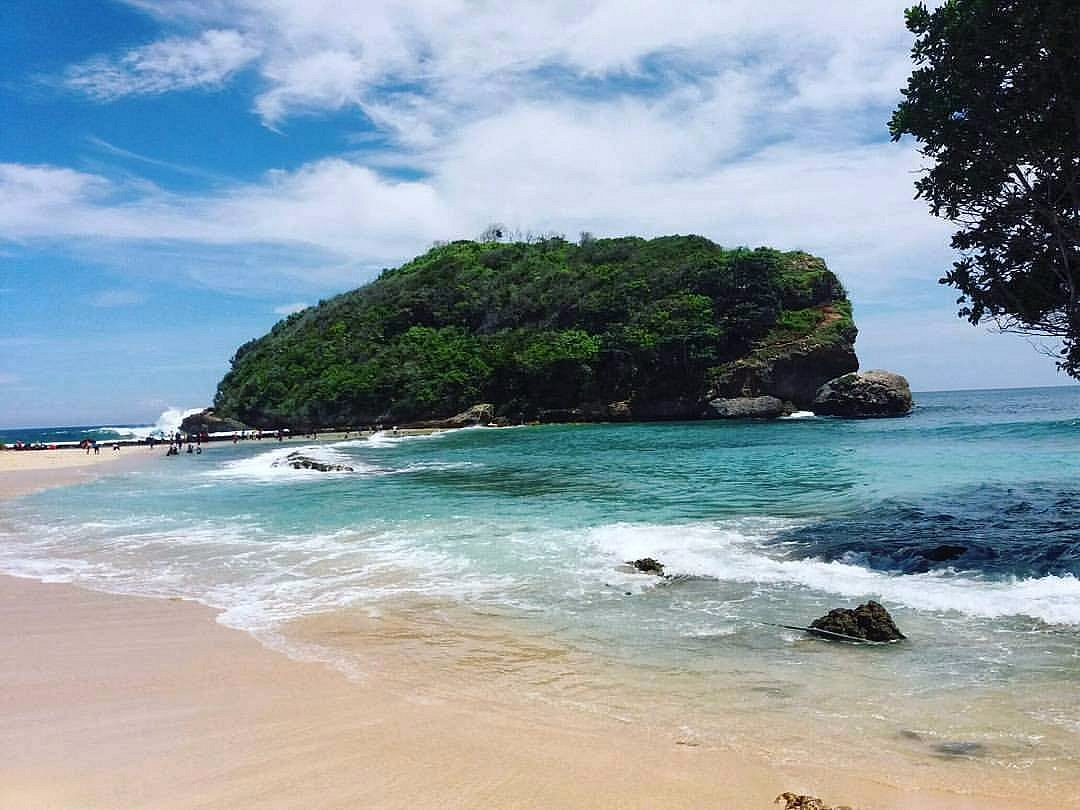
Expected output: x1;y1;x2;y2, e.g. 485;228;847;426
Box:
708;395;787;419
616;398;702;420
536;407;588;423
810;600;906;642
934;741;986;758
775;792;852;810
179;408;250;435
812;370;913;418
921;544;966;562
272;452;354;473
629;557;665;575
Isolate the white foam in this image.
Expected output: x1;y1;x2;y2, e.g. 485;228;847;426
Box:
364;429;448;448
585;522;1080;625
95;406;203;440
779;410;816;420
206;445;376;482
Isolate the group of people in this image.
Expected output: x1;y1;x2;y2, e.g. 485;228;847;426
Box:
229;429;287;443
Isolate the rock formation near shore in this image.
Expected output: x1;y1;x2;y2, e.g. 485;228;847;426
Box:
272;451;354;472
179;408;249;435
810;600;906;642
212;235;869;429
812;370;913;417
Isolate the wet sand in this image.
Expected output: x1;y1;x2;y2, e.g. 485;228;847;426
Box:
0;457;1071;808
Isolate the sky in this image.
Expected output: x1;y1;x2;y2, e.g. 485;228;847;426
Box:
0;0;1073;428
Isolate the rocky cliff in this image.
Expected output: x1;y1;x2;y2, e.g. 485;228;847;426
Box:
212;236;861;428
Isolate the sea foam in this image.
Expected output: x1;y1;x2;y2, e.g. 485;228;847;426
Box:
585;521;1080;625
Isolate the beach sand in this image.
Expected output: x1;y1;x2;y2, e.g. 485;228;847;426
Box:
0;446;145;499
0;457;1069;809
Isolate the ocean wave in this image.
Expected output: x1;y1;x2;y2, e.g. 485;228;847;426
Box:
363;429;452;448
585;521;1080;625
93;406;203;440
205;445;377;482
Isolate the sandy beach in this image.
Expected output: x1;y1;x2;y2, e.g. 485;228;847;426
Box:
0;453;1072;809
0;446;149;499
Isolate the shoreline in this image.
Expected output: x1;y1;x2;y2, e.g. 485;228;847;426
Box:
6;573;1053;810
0;444;1072;808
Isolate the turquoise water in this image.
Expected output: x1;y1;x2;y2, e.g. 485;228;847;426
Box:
3;386;1079;784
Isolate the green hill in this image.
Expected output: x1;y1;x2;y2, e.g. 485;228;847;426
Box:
213;235;858;428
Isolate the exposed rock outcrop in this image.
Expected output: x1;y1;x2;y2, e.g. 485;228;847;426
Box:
629;558;665;575
272;452;354;472
775;792;853;810
708;396;788;418
708;304;859;408
179;408;249;435
810;600;905;642
812;370;913;417
406;403;495;429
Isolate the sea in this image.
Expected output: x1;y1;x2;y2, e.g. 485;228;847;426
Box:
2;386;1079;796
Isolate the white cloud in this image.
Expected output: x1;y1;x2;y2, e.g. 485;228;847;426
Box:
10;1;957;309
273;301;309;315
82;0;925;131
64;29;258;99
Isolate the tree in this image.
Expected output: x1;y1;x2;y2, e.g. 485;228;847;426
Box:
889;0;1080;376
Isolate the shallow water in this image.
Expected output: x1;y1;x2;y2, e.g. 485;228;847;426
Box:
2;386;1079;794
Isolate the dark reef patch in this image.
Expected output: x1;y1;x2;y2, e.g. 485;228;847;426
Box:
771;483;1080;578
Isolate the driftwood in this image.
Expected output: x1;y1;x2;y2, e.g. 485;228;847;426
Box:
771;623;900;645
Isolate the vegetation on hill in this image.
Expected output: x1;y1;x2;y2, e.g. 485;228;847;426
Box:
214;235;856;427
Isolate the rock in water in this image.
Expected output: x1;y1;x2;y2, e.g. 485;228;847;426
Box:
810;600;905;642
629;558;665;575
708;395;788;419
812;370;913;417
272;452;354;473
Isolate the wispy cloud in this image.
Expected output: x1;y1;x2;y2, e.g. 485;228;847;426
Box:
4;1;955;304
64;29;258;100
85;136;227;182
273;302;309;315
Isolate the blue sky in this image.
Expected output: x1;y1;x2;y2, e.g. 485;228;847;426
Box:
0;0;1073;427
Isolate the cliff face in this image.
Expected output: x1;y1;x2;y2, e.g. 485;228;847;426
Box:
708;303;858;405
213;236;859;428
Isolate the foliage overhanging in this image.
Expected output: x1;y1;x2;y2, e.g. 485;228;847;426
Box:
890;0;1080;377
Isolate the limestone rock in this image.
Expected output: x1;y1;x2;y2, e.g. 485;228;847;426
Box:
179;408;249;435
810;600;905;642
708;395;787;419
406;403;495;429
272;452;354;473
812;370;913;417
629;558;665;575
